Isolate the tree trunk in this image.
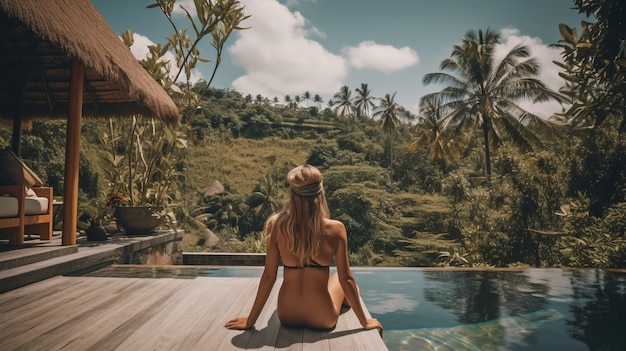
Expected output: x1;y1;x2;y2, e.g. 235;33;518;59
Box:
388;134;393;180
482;122;491;179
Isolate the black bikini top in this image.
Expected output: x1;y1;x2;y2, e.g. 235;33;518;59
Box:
283;259;329;269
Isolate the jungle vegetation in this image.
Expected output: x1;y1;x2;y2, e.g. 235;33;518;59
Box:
1;0;624;268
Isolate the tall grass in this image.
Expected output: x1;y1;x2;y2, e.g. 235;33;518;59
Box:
187;135;333;196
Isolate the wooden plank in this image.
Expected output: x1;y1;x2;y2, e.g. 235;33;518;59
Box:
246;282;283;351
115;277;255;351
189;277;263;350
0;217;20;228
0;275;387;351
302;329;331;351
0;277;122;343
0;275;73;313
1;278;155;350
276;326;304;350
56;278;186;350
17;278;152;350
177;278;258;350
328;299;382;351
224;278;284;351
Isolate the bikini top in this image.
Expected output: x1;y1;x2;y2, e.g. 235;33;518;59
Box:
283;259;329;269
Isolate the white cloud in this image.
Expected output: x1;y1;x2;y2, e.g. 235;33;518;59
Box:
228;0;347;99
285;0;317;7
129;32;204;84
127;33;155;62
495;28;565;118
343;41;419;73
172;0;195;14
308;26;326;39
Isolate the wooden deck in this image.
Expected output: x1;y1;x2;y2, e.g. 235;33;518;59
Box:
0;275;387;350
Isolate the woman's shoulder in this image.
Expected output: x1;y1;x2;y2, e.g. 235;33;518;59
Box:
323;218;346;237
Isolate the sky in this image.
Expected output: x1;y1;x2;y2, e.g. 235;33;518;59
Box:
91;0;590;117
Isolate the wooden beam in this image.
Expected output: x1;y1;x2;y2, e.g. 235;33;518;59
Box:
61;57;84;246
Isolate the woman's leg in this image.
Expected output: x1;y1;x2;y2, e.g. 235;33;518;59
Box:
327;272;346;316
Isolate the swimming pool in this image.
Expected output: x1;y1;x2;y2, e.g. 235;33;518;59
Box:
81;266;626;351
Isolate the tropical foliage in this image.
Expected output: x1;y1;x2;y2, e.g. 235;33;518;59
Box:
421;29;564;178
98;0;248;224
1;0;625;268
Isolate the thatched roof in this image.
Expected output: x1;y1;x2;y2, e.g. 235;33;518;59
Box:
0;0;179;124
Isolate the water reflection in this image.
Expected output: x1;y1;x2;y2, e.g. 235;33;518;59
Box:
385;308;562;351
374;269;626;351
422;270;550;324
567;270;626;351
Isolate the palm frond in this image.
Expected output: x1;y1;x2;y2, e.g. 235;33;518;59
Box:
423;72;469;90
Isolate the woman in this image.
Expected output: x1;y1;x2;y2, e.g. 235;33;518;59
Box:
225;165;382;335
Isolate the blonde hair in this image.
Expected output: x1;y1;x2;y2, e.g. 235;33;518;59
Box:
266;164;329;266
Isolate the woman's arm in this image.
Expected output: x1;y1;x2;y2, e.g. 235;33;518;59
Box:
332;221;382;334
224;230;280;330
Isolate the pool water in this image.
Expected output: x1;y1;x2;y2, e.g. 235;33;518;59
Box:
80;266;626;351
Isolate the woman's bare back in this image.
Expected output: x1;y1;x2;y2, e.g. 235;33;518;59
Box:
275;219;342;329
277;266;336;329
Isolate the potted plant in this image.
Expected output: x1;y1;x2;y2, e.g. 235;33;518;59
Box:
85;214;108;241
101;117;182;235
98;0;248;235
104;189;162;235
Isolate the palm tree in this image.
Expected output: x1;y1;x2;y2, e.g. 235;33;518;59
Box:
250;174;283;221
550;113;592;155
302;91;311;107
215;194;241;235
313;94;323;110
422;29;563;178
410;97;463;173
354;83;375;119
373;92;401;177
294;95;301;108
284;95;292;108
332;85;355;119
400;108;418;125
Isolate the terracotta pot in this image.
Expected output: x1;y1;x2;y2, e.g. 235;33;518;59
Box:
114;207;161;235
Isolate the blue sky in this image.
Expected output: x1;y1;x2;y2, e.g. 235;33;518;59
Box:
92;0;589;117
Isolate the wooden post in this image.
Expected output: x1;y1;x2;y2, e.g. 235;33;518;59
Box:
62;57;84;246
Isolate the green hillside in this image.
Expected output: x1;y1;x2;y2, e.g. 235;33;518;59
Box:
3;80;626;268
187;136;332;196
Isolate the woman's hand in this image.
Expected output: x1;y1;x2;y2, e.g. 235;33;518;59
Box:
224;317;252;330
364;318;383;337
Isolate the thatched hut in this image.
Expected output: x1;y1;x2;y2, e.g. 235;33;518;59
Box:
0;0;180;245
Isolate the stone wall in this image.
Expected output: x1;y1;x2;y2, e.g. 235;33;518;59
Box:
117;230;184;265
183;252;266;266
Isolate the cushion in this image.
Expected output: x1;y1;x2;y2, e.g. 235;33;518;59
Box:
25;196;49;215
0;196;18;218
0;148;44;187
0;196;48;218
